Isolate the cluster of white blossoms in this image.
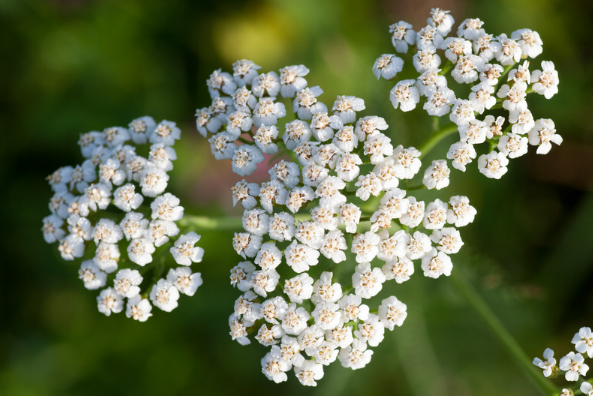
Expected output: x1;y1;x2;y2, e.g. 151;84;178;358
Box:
196;61;479;386
42;117;203;321
375;8;561;182
533;327;593;395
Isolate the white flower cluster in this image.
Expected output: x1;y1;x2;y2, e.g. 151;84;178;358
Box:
42;117;203;321
375;8;561;182
199;65;478;385
533;327;593;394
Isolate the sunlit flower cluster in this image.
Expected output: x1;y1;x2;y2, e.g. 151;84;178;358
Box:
376;8;561;182
533;327;593;394
197;61;478;385
42;117;203;321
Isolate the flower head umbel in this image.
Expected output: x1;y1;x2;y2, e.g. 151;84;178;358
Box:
374;9;561;180
43;117;203;321
200;61;477;387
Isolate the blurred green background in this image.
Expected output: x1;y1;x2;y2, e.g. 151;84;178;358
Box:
1;0;593;395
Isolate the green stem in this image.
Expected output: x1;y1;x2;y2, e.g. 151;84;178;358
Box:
178;215;244;231
450;271;559;396
418;124;459;159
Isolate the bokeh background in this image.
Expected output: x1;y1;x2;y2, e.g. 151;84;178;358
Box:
1;0;593;395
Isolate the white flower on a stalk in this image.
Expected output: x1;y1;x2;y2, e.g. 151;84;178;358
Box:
479;63;504;85
390;80;420;112
293;87;326;121
150;120;181;146
232;145;264;176
355;314;385;347
378;296;407;330
416;69;447;97
232;180;260;210
207;69;237;98
340;203;362;233
373;54;404;80
255;242;283;270
423;199;448;230
253;97;287;127
113;183;144;212
78;260;107;290
320;230;347;263
279;65;309;98
150;279;180;312
93;219;123;245
392;145;422;179
484;115;505;139
284;273;314;304
295;360;324;386
431;227;463;254
311;302;342;330
447;141;476;172
423;160;450;190
284;120;312;150
126;296;153;322
469;83;496;113
352;262;386;299
230;313;253;346
97;287;124;316
114;269;142;298
416;26;443;52
390;21;416;53
139;165;169;198
127;237;156;266
405;231;432;260
421;248;453;279
230;261;256;292
377;226;406;258
208;132;238;160
531;61;559;99
251;71;280;98
255;323;283;347
450;99;476;126
559;352;589;382
492;34;522;65
250;269;280;297
332;96;365;124
167;267;202;296
355;173;382;201
42;214;66;243
459;119;488;144
148;220;179;247
93;242;120;273
270;160;301;188
268;212;296;242
233;232;262;258
282;304;310;335
497;81;527;112
285;241;320;274
312;272;343;305
478;151;509;179
457;18;485;40
382;256;414;284
532;348;557;377
260;296;288;324
509;103;535;135
99;158;126;187
498;133;528;158
338;339;373;370
528;119;562;155
428;8;454;36
413;50;441;73
572;327;593;358
447;195;477;228
233;59;261;87
451;55;484;84
351;232;381;263
400;197;425;228
424;87;456;117
261;346;292;383
253;124;280;154
511;29;543;58
170;232;204;266
441;37;472;63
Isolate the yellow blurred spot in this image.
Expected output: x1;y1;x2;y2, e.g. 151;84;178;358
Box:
213;4;294;65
